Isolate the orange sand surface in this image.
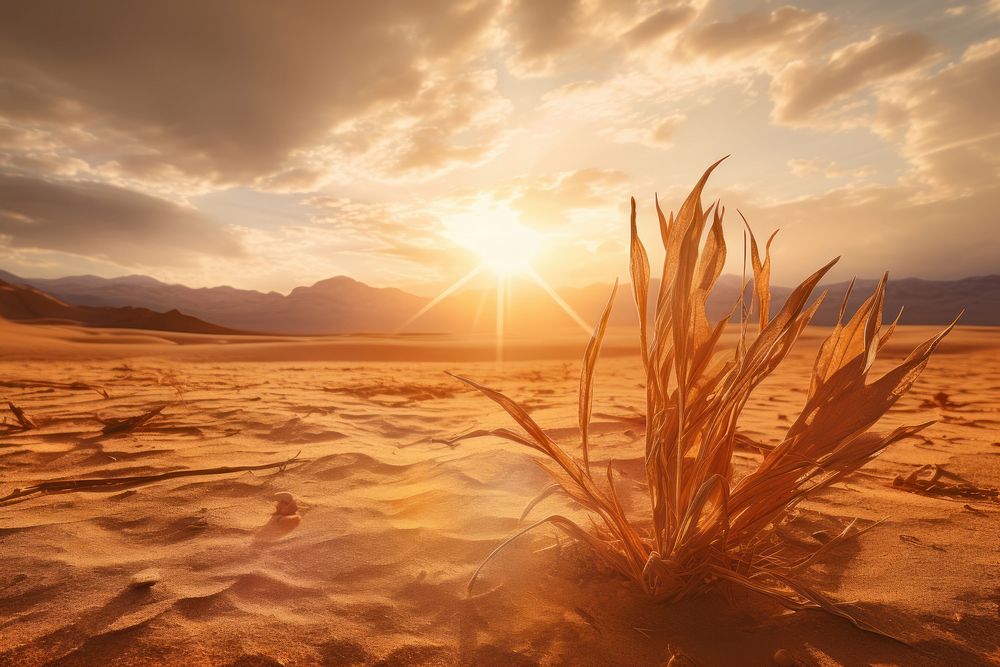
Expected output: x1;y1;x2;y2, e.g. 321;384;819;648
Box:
1;319;998;666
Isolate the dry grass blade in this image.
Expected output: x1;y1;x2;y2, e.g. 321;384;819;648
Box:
580;279;619;472
452;158;956;639
0;452;302;505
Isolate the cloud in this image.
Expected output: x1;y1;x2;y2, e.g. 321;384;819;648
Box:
383;70;513;174
505;0;586;74
650;113;687;146
787;158;875;181
0;173;242;265
0;1;502;188
772;30;936;124
875;38;1000;194
303;195;465;281
538;69;710;153
624;6;699;45
504;0;696;76
507;168;629;228
0;151;89;177
253;166;332;194
677;5;833;61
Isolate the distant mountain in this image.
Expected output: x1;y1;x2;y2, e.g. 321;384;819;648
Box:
1;269;996;334
0;278;241;334
795;275;999;326
0;271;425;334
669;274;998;327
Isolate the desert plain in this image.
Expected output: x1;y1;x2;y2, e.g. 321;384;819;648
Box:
0;318;998;666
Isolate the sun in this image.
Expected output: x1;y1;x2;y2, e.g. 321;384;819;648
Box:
401;208;590;359
445;211;543;277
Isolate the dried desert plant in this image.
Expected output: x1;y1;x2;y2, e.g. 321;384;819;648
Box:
450;158;956;635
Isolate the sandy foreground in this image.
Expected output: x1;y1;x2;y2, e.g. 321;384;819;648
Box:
1;318;998;666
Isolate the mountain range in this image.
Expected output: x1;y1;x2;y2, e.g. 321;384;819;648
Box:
0;278;240;334
0;268;996;335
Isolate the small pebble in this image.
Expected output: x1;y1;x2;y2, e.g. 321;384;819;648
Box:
130;568;161;588
273;491;298;516
773;648;797;667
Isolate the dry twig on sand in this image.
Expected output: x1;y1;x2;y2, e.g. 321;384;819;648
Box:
99;405;166;436
0;379;109;398
3;401;37;432
919;392;967;409
0;452;302;505
451;158;956;640
893;464;998;501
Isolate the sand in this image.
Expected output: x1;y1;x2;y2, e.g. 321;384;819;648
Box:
1;318;998;666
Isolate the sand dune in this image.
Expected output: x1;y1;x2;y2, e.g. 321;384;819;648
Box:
1;322;998;665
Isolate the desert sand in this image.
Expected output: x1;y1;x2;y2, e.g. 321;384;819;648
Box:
1;318;998;666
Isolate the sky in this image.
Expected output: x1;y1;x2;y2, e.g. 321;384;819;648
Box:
0;0;998;296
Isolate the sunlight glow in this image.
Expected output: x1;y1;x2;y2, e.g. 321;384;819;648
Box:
526;267;592;335
399;265;483;331
496;276;505;364
446;211;543;277
404;211;597;364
